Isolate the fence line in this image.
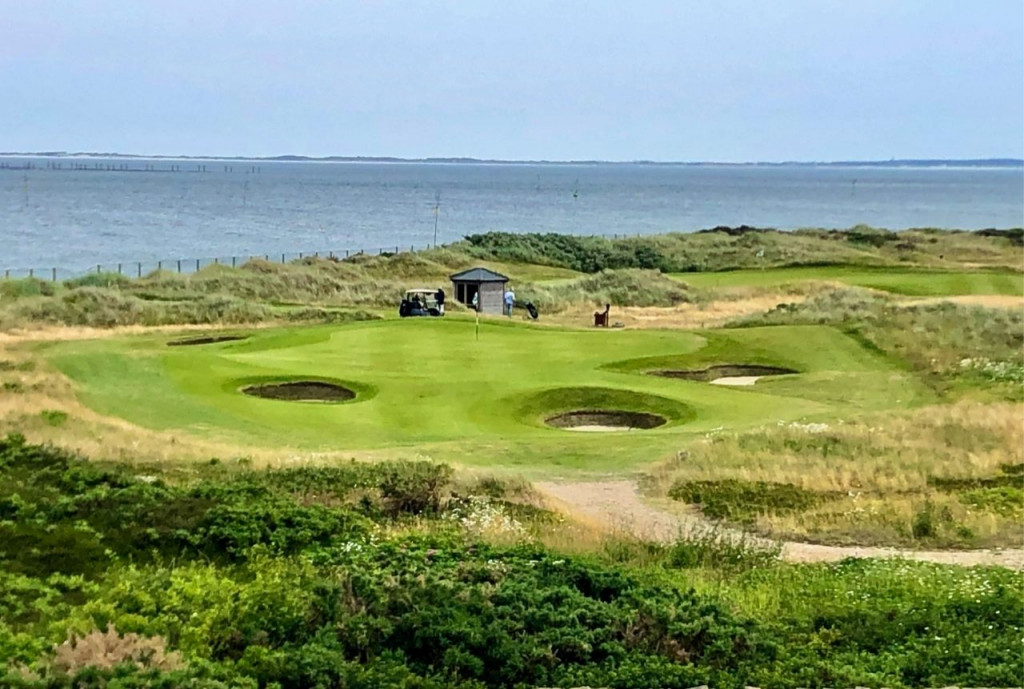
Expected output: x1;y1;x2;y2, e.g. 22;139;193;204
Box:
1;243;438;282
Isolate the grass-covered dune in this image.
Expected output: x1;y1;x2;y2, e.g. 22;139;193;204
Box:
40;320;933;472
0;226;1019;329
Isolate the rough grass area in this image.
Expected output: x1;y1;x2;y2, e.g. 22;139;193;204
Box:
2;436;1022;689
645;402;1024;547
0;284;384;329
736;289;1024;399
668;479;829;523
524;268;693;312
1;228;1019;329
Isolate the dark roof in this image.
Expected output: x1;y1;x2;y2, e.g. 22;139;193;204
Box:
449;267;510;283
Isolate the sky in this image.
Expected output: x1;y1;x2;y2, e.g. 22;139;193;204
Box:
1;0;1022;161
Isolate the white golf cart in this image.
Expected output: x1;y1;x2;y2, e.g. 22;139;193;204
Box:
398;288;445;318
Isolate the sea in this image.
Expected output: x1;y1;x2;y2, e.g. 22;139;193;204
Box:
1;156;1021;277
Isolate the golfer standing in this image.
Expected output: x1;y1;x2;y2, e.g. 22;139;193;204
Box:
504;286;516;317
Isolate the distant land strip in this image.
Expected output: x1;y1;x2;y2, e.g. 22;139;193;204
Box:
1;152;1022;167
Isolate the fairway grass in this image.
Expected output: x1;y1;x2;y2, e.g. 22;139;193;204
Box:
40;318;935;474
671;265;1024;296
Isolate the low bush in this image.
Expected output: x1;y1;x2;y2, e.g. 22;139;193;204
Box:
669;479;828;524
1;436;1022;688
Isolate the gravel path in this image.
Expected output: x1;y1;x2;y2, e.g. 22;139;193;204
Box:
535;480;1024;568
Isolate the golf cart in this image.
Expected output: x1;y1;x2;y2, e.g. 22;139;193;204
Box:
399;288;445;317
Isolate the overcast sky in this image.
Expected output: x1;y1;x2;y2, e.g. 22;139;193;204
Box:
2;0;1022;161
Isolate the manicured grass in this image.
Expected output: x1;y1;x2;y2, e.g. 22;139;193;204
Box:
671;266;1024;296
42;319;934;473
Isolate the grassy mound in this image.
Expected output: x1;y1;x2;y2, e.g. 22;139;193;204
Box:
463;226;1023;273
526;268;692;311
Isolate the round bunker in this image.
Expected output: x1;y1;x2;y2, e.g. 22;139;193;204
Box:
241;380;356;403
546;410;667;432
168;335;248;347
651;364;796;383
518;386;694;431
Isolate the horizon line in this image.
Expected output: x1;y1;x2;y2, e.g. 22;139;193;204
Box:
1;151;1022;167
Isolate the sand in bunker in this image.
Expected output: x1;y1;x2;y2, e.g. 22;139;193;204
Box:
546;410;667;431
565;425;636;432
709;376;761;386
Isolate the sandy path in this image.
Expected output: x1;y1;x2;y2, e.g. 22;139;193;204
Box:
535;480;1024;568
901;294;1024;309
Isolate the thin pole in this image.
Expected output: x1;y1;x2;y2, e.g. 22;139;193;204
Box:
433;191;440;248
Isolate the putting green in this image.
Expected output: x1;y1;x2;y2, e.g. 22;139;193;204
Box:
671;266;1024;296
43;319;935;473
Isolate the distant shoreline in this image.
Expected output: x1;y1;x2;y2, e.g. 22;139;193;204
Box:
1;152;1021;168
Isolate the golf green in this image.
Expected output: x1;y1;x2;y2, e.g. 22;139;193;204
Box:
43;319;935;473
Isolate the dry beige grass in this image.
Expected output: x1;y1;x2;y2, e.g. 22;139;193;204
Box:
536;479;1024;567
52;625;183;673
645;401;1022;493
901;294;1024;309
641;401;1024;547
542;293;808;330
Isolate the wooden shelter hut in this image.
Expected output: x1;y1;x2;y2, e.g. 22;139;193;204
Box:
450;267;509;315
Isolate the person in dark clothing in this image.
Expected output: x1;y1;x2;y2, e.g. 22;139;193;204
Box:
435;288;446;315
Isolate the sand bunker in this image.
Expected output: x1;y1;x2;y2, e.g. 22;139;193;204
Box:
709;376;762;386
241;381;355;403
546;410;666;432
168;335;247;347
652;364;796;382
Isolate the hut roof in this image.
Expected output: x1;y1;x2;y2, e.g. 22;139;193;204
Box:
449;267;510;283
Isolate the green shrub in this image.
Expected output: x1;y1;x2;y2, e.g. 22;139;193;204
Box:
668;479;828;524
0;278;56;299
63;272;133;289
378;461;453;515
2;435;1021;688
39;410;68;427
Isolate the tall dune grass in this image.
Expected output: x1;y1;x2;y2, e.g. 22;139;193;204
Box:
644;402;1024;546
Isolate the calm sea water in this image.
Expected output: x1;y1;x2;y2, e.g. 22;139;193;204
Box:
1;156;1021;276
